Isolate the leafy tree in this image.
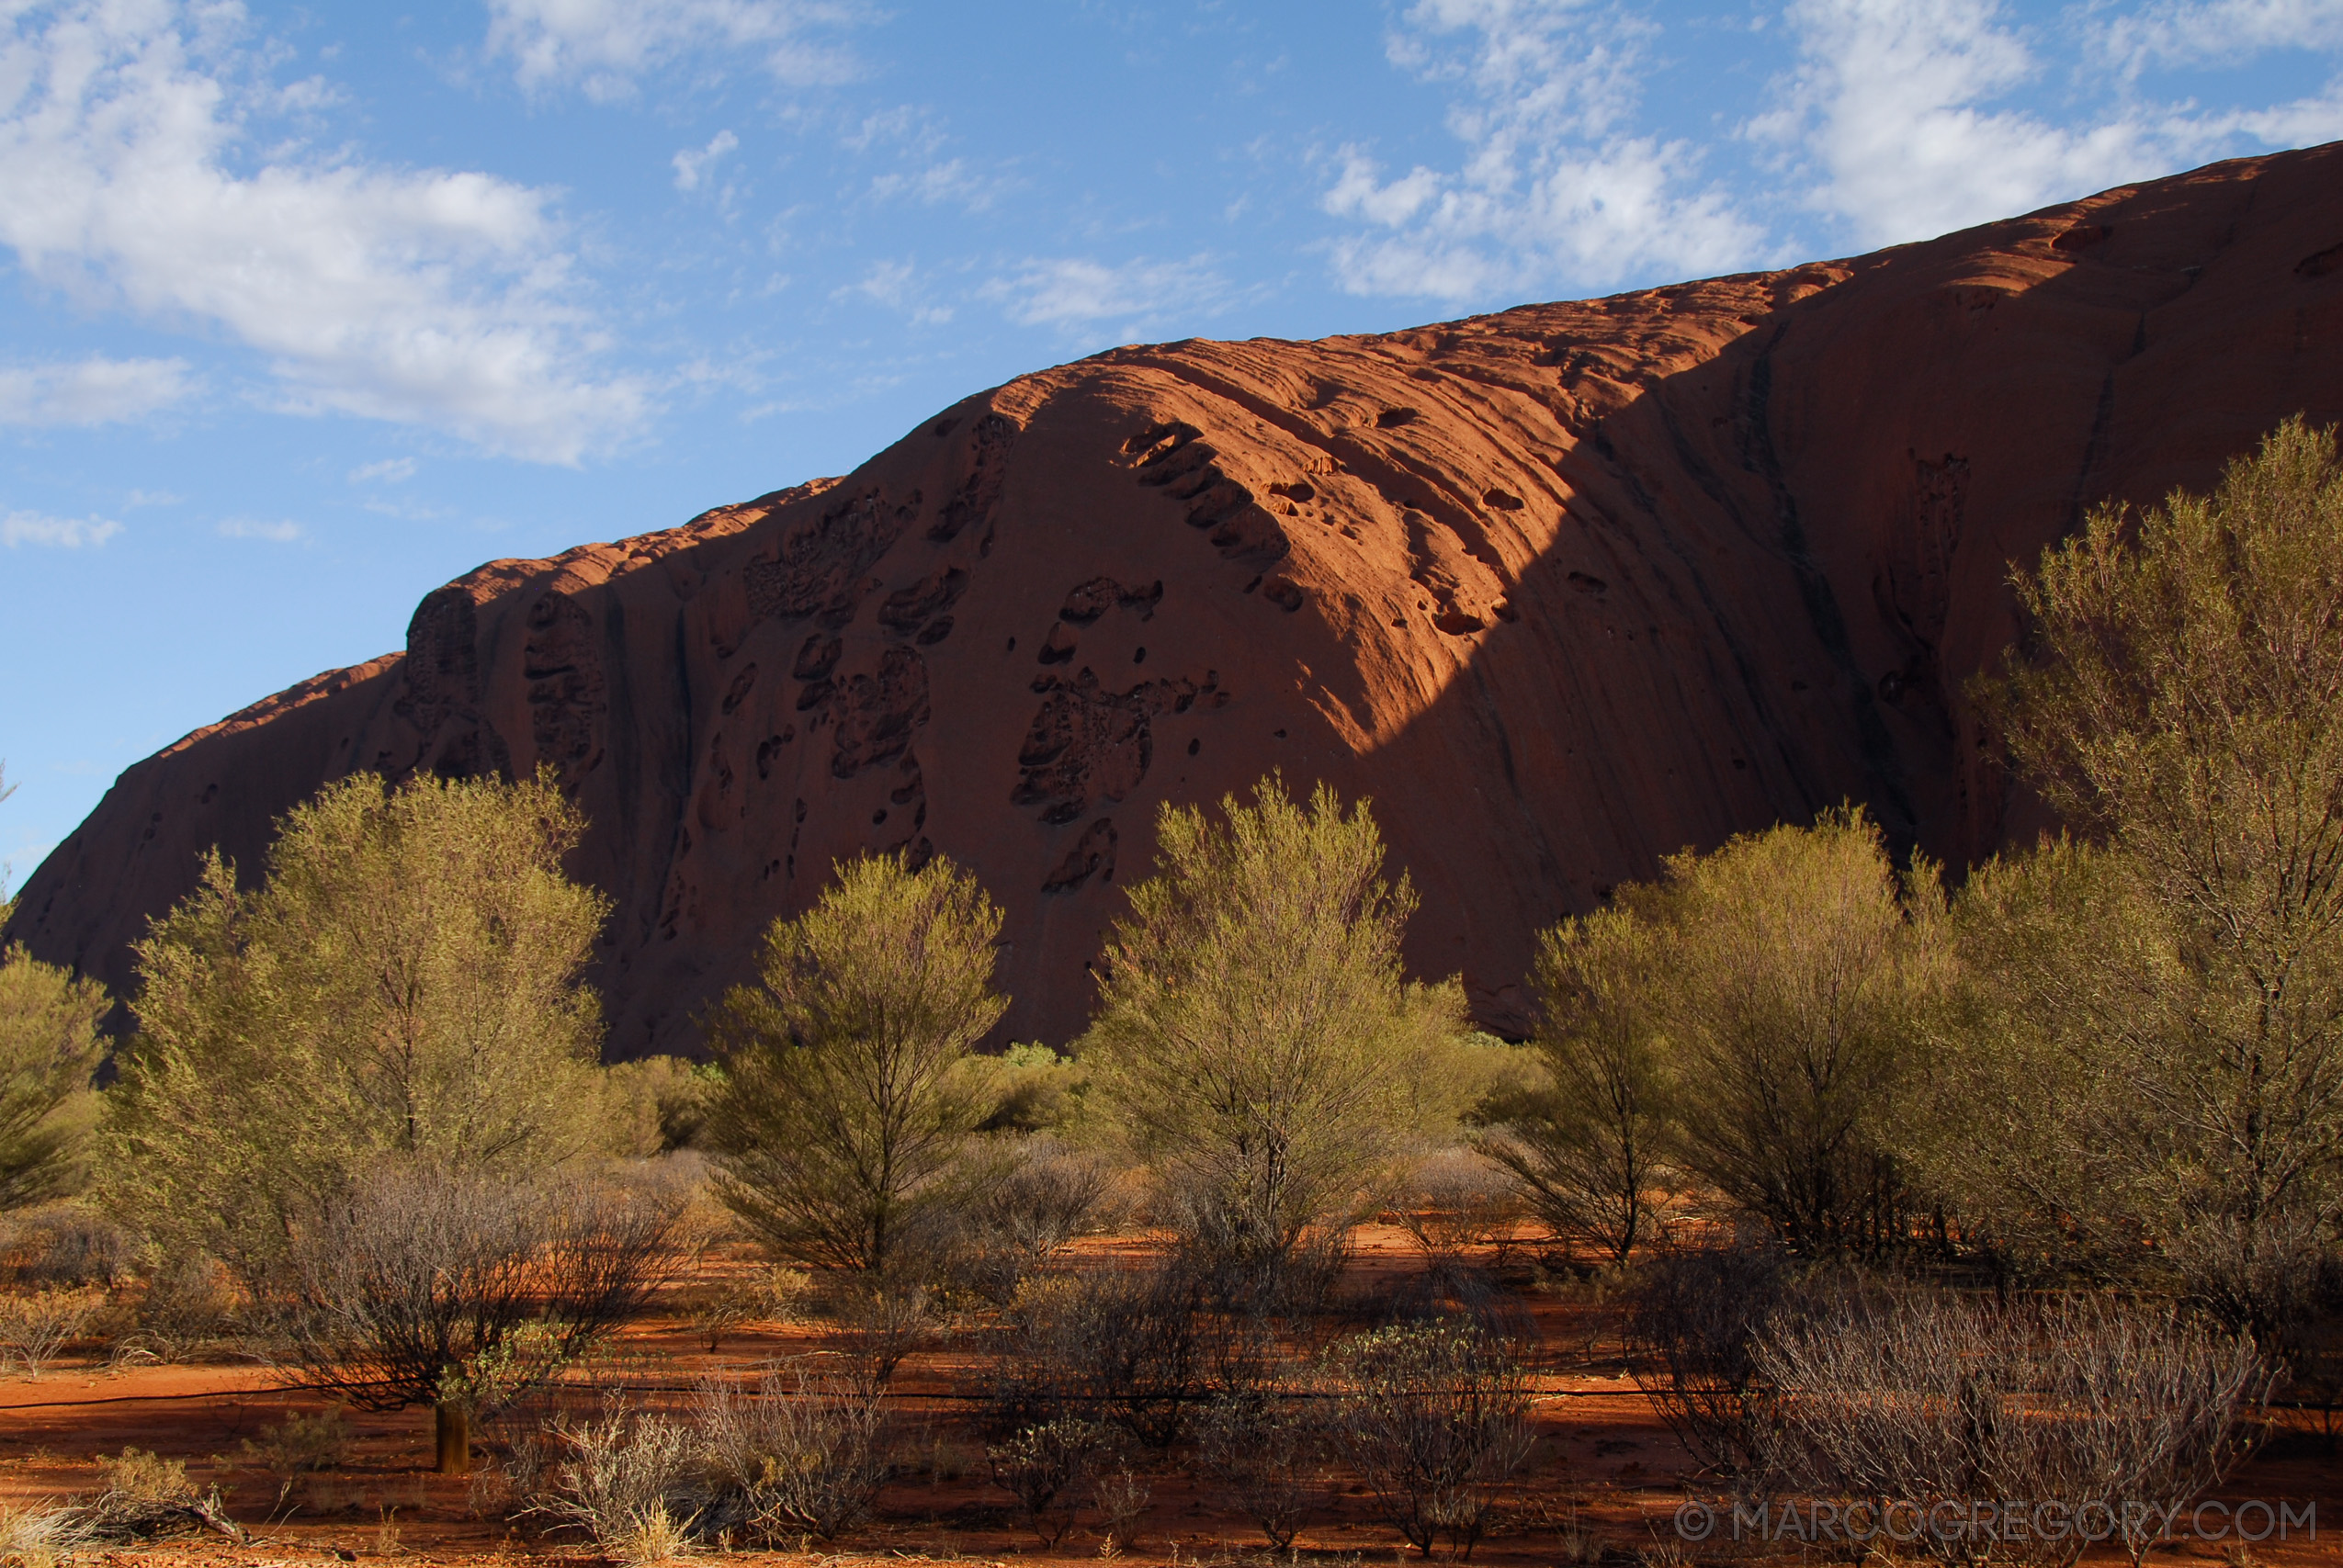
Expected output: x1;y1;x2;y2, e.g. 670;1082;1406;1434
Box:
1477;906;1673;1265
1943;417;2343;1333
704;848;1008;1274
0;946;108;1207
1083;775;1466;1280
1629;808;1939;1254
107;769;611;1281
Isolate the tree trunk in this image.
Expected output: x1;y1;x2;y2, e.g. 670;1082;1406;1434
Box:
435;1400;471;1475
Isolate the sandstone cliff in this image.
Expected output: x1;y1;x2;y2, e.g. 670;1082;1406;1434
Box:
13;144;2343;1052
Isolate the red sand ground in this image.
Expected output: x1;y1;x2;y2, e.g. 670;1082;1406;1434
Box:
0;1228;2334;1567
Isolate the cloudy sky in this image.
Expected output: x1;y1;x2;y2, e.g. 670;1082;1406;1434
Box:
5;0;2341;880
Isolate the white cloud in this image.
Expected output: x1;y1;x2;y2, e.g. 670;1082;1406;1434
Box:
0;1;648;464
486;0;861;98
348;457;416;483
3;509;120;547
1321;0;1767;301
835;258;952;324
984;255;1233;336
868;158;1006;211
0;355;193;426
217;517;301;541
1752;0;2337;248
672;129;737;191
2095;0;2343;73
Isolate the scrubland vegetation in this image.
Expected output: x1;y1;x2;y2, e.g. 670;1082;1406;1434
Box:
0;420;2340;1562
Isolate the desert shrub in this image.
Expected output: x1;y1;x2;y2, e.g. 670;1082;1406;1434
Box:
1386;1154;1526;1328
1620;1238;1796;1491
996;1262;1203;1448
818;1269;944;1389
0;1288;101;1378
125;1251;235;1363
1322;1318;1535;1560
242;1406;352;1514
268;1162;685;1472
1085;776;1474;1291
0;1500;97;1568
107;770;612;1287
1478;907;1673;1266
989;1416;1115;1547
1091;1458;1151;1550
1392;1150;1522;1269
705;849;1007;1275
951;1135;1116;1304
1194;1377;1322;1551
531;1406;701;1556
0;946;107;1209
684;1266;809;1354
0;1205;133;1290
696;1365;889;1542
1759;1291;2271;1568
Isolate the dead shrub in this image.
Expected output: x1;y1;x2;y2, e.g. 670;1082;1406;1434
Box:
529;1405;701;1553
1620;1237;1796;1490
1394;1151;1523;1267
0;1289;101;1379
80;1448;242;1544
952;1136;1116;1303
0;1207;134;1290
994;1262;1203;1449
1322;1318;1535;1561
270;1163;684;1471
1759;1291;2271;1568
696;1364;890;1542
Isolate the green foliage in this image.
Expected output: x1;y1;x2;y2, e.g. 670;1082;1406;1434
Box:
704;848;1008;1273
1082;775;1469;1272
0;948;107;1209
1478;908;1672;1265
105;769;611;1281
600;1055;720;1155
1636;807;1941;1254
971;1043;1087;1134
1941;417;2343;1331
1485;808;1938;1258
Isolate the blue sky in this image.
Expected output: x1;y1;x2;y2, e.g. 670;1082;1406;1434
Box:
5;0;2341;886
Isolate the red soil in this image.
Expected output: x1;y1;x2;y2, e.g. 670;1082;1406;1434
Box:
1;1229;2333;1567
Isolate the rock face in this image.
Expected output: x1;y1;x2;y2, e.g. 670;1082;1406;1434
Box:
13;145;2343;1052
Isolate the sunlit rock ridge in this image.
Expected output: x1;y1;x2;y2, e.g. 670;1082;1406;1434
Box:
14;143;2343;1053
